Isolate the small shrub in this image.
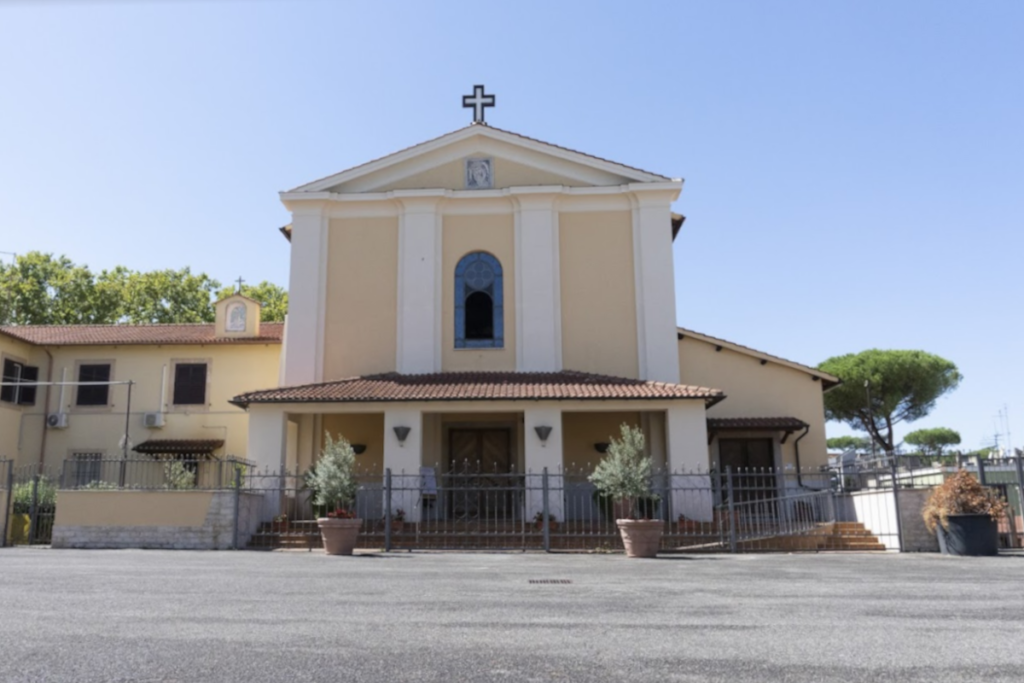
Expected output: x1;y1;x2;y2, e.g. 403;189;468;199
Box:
588;423;659;520
307;433;359;512
163;461;196;490
11;477;57;514
81;480;118;490
922;469;1008;533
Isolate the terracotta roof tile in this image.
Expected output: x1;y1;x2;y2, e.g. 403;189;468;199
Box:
707;417;808;431
232;371;724;407
0;323;284;346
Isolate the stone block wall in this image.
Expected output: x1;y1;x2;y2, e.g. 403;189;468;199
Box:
52;491;264;550
897;488;940;552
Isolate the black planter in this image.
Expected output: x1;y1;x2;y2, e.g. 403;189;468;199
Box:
936;514;999;556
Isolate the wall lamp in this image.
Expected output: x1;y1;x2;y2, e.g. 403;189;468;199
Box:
593;442;610;453
534;426;553;443
393;426;411;444
351;444;367;455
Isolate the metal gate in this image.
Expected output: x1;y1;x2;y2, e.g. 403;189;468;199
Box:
6;463;60;546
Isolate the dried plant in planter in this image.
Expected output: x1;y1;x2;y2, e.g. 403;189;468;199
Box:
922;469;1008;533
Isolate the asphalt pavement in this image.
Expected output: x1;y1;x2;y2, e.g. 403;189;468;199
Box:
1;548;1022;682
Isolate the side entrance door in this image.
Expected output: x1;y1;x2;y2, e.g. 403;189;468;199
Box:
718;438;776;506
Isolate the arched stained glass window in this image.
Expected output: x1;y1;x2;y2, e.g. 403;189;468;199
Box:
455;252;503;348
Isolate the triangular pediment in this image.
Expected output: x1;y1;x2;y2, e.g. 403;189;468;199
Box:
289;125;672;195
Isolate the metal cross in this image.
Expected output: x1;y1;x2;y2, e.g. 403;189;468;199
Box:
462;85;495;124
235;276;245;293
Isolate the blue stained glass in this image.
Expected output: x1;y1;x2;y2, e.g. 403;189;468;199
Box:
455;251;503;349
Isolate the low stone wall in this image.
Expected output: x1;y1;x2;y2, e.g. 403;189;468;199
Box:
52;490;263;550
896;488;939;553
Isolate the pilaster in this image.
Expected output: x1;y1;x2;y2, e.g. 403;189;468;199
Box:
396;194;444;374
283;204;329;386
513;190;562;372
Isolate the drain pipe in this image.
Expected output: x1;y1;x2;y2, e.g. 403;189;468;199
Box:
37;350;54;473
793;424;811;488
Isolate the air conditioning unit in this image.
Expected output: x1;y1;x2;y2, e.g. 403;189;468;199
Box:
143;412;165;429
46;413;69;429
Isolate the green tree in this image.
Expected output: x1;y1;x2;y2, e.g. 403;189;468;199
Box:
216;281;288;322
0;252;121;325
826;436;871;452
903;427;961;457
120;268;221;324
818;350;962;454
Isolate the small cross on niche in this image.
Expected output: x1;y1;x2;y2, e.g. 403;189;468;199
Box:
235;276;245;294
462;85;495;124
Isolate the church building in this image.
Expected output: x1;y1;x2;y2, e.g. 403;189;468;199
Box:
232;89;840;520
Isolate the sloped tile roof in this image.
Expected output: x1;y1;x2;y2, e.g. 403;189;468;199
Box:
231;371;724;407
707;417;808;431
0;323;284;346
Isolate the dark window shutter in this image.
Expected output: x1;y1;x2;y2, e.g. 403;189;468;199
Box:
173;364;208;405
76;364;111;406
18;365;38;406
0;359;17;404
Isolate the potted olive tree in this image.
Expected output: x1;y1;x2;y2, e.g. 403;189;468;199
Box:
589;423;662;558
923;469;1008;556
310;433;362;556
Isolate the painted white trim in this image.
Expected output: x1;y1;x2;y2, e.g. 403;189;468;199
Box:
280;183;681;207
513;193;560;372
513;206;524;370
551;208;562;370
289;126;670;194
283;206;328;386
629;192;680;383
395;196;442;373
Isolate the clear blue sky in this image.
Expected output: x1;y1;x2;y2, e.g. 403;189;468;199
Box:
1;0;1021;451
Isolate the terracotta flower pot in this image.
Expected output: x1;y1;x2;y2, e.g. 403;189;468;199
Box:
617;519;663;558
317;517;362;556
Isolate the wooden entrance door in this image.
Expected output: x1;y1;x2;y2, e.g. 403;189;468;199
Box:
718;438;775;505
448;429;516;520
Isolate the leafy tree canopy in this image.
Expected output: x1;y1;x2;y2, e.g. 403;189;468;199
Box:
0;252;287;325
818;349;962;453
826;436;872;452
904;427;961;456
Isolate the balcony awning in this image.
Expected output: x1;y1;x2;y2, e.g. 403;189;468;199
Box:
706;417;808;444
132;439;225;458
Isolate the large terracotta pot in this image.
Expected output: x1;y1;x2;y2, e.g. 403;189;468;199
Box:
317;518;362;556
617;519;663;558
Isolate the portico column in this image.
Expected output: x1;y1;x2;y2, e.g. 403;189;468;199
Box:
383;408;423;519
665;403;712;522
523;407;564;522
247;406;289;517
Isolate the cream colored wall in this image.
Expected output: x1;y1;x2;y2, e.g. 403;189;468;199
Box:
323;217;399;379
320;413;385;475
54;490;214;527
559;211;639;378
678;337;829;469
0;335;49;463
363;157;591;192
441;214;517;371
14;343;280;470
561;411;642;472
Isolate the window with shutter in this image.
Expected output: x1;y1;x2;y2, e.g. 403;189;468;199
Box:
173;363;208;405
76;364;111;406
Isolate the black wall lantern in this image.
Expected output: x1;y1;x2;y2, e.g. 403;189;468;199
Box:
393;426;411;443
351;444;367;455
534;425;553;442
593;442;610;453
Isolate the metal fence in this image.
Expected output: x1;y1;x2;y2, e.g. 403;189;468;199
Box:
58;456;254;491
234;462;914;553
6;463;62;545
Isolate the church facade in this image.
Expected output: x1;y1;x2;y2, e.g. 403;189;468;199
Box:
233;121;839;520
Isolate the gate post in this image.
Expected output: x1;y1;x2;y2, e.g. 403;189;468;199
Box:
232;466;242;550
889;456;904;553
977;456;987;486
2;461;12;548
726;466;737;553
384;468;393;552
542;467;551;553
28;474;40;545
1014;455;1024;548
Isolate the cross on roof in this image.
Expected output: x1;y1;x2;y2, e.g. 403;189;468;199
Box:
462;85;495;124
235;276;245;293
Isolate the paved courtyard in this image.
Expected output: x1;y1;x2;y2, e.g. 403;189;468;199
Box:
1;548;1022;682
